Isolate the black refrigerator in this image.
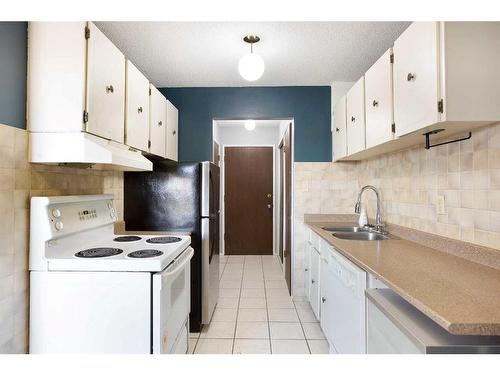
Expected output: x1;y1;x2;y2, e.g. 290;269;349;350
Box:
124;160;220;332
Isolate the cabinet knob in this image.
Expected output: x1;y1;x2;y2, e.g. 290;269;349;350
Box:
407;73;416;82
311;279;315;284
351;116;356;122
138;106;143;113
172;130;176;135
372;100;379;107
322;297;326;303
105;85;114;93
305;268;309;272
158;121;163;126
335;127;340;132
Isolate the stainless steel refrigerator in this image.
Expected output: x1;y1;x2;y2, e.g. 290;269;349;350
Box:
124;161;220;332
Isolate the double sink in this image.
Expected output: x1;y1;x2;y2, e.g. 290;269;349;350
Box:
322;226;395;241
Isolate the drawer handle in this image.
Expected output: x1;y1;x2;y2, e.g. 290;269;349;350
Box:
105;85;114;93
138;106;143;113
158;121;163;126
351;116;355;122
372;100;379;107
407;73;416;82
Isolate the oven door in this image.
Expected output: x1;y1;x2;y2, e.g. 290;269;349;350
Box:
152;247;194;354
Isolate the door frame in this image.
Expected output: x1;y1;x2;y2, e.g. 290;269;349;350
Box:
220;144;277;256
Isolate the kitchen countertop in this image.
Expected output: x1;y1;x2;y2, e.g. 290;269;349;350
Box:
306;219;500;336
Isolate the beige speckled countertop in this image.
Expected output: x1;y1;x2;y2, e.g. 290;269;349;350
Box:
306;219;500;336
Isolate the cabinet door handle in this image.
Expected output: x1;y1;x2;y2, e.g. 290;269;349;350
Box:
158;121;163;126
105;85;114;93
335;127;340;132
372;100;379;107
351;116;356;122
407;73;416;82
137;106;143;113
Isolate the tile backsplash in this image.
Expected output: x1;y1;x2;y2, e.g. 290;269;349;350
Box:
0;123;123;353
293;122;500;297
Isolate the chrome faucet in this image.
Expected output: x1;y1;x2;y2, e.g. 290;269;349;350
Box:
354;185;385;233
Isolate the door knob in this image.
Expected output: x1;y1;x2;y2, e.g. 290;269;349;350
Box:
407;73;416;81
138;106;143;113
173;130;177;135
267;204;272;209
158;121;163;126
351;116;356;122
322;297;326;303
335;127;340;132
266;193;272;198
372;100;379;107
105;85;114;93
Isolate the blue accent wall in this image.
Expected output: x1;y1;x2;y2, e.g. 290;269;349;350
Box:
160;86;331;162
0;22;27;129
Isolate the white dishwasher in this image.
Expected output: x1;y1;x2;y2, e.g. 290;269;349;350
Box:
328;248;367;354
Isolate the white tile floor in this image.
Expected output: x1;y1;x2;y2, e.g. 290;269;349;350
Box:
188;255;329;354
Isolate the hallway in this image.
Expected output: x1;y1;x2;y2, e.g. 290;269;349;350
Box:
188;255;329;354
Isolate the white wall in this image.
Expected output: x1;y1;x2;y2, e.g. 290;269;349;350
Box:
217;125;280;146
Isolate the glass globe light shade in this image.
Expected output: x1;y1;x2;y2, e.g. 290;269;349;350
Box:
238;53;265;81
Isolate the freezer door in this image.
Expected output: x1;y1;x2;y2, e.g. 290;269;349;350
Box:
152;247;194;354
201;218;219;324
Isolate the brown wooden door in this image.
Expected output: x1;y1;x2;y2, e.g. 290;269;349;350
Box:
283;124;292;294
224;146;273;255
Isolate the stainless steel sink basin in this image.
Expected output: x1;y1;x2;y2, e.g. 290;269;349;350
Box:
322;226;365;233
332;232;392;241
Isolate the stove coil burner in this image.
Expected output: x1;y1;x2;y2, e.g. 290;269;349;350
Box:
127;250;164;258
113;235;142;242
75;248;123;258
146;236;182;244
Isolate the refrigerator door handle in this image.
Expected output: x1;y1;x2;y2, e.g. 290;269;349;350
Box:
201;162;210;217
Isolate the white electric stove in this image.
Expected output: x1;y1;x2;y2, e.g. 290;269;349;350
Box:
29;195;193;354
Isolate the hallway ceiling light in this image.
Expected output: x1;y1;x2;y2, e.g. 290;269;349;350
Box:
245;120;256;131
238;35;265;81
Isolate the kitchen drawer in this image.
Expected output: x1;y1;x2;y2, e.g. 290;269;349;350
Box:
309;230;320;250
368;274;389;289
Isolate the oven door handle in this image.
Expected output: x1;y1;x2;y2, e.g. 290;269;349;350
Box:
161;247;194;278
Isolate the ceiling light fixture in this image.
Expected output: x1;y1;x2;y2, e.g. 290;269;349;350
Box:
244;119;256;131
238;35;265;81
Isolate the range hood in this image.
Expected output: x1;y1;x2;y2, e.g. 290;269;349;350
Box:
29;132;153;171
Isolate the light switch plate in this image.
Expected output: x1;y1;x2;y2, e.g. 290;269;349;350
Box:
436;195;446;215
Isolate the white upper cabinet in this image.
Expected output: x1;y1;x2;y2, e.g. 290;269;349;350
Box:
165;100;179;161
125;60;150;152
365;49;394;148
346;77;366;155
332;96;347;161
86;22;126;143
393;22;439;137
394;22;500;138
149;85;167;158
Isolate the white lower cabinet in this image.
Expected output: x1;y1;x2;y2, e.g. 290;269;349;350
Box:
309;246;321;320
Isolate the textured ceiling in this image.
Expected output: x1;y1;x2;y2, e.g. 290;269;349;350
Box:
96;22;410;87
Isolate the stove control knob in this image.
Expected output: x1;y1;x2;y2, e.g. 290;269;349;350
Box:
52;209;61;218
54;221;64;231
